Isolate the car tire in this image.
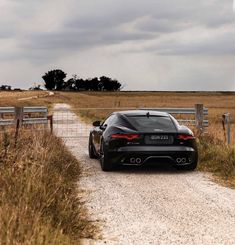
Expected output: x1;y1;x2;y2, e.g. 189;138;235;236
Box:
88;134;97;159
100;141;114;171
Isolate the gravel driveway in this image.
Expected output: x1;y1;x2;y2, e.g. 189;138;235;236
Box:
54;104;235;245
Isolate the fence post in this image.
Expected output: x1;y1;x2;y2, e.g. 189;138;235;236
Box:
14;119;20;146
14;107;23;145
47;115;53;133
44;108;48;130
195;104;204;135
222;113;231;145
15;107;23;126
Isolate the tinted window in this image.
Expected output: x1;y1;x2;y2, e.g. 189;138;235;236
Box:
103;115;116;126
127;116;176;132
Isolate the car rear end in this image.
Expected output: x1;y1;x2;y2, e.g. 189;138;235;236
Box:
106;112;198;168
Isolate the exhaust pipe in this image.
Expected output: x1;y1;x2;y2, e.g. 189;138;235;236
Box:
136;158;142;164
176;158;182;163
129;157;142;164
130;158;136;164
176;158;187;164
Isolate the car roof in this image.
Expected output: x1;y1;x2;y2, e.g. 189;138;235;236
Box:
114;110;170;117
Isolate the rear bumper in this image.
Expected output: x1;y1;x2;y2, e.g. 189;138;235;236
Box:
116;146;194;153
108;146;197;166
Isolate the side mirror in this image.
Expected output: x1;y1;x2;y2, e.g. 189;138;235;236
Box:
100;124;107;130
92;121;101;127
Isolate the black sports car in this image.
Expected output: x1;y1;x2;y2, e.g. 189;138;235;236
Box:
88;110;198;171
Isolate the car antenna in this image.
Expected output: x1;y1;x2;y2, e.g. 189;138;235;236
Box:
146;112;150;118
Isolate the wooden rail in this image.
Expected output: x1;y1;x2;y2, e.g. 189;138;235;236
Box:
0;106;50;127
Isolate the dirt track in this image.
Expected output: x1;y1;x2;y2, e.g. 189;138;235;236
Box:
54;104;235;245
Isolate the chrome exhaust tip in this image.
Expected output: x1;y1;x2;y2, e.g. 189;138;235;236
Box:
130;158;136;164
136;158;142;164
176;158;182;163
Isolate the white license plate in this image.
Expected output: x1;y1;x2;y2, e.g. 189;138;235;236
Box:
150;135;169;140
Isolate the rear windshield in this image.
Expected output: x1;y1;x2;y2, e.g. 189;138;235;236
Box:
127;115;176;132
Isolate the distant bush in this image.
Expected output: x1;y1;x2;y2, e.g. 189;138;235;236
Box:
0;85;11;91
29;85;43;90
70;76;122;91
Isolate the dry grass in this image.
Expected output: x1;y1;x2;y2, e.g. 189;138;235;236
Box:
0;130;97;244
2;90;235;128
1;90;235;187
198;133;235;187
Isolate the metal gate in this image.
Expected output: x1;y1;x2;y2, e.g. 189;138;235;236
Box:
53;105;92;138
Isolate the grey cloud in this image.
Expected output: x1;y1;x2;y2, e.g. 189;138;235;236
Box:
153;33;235;56
134;17;193;34
0;30;14;38
23;30;95;50
17;28;155;65
101;31;156;44
1;0;235;90
2;0;235;58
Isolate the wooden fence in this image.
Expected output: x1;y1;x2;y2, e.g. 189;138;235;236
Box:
0;104;216;140
0;107;53;138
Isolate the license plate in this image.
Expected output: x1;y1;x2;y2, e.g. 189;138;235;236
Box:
150;135;169;140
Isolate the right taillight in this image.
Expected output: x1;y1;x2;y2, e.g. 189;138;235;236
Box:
178;134;195;140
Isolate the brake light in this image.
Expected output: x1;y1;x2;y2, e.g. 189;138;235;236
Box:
111;134;140;141
178;134;195;140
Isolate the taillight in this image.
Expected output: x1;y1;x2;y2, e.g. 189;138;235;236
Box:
111;134;140;141
178;134;195;140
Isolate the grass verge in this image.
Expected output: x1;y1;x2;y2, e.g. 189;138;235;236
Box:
198;134;235;187
0;130;96;244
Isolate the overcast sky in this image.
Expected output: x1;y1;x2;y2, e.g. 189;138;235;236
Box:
1;0;235;90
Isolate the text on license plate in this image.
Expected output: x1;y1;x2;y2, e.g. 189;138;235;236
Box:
150;135;169;140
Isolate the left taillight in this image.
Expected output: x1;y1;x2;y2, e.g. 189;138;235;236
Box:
178;134;195;140
111;134;140;141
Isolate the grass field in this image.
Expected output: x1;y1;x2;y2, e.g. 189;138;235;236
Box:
1;91;235;121
1;90;235;187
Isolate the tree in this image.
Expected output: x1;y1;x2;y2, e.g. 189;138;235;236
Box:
29;84;42;90
42;69;67;90
64;78;76;90
88;77;99;91
0;85;11;90
74;78;85;91
100;76;121;91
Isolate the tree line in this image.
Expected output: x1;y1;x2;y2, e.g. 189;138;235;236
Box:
42;69;122;91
